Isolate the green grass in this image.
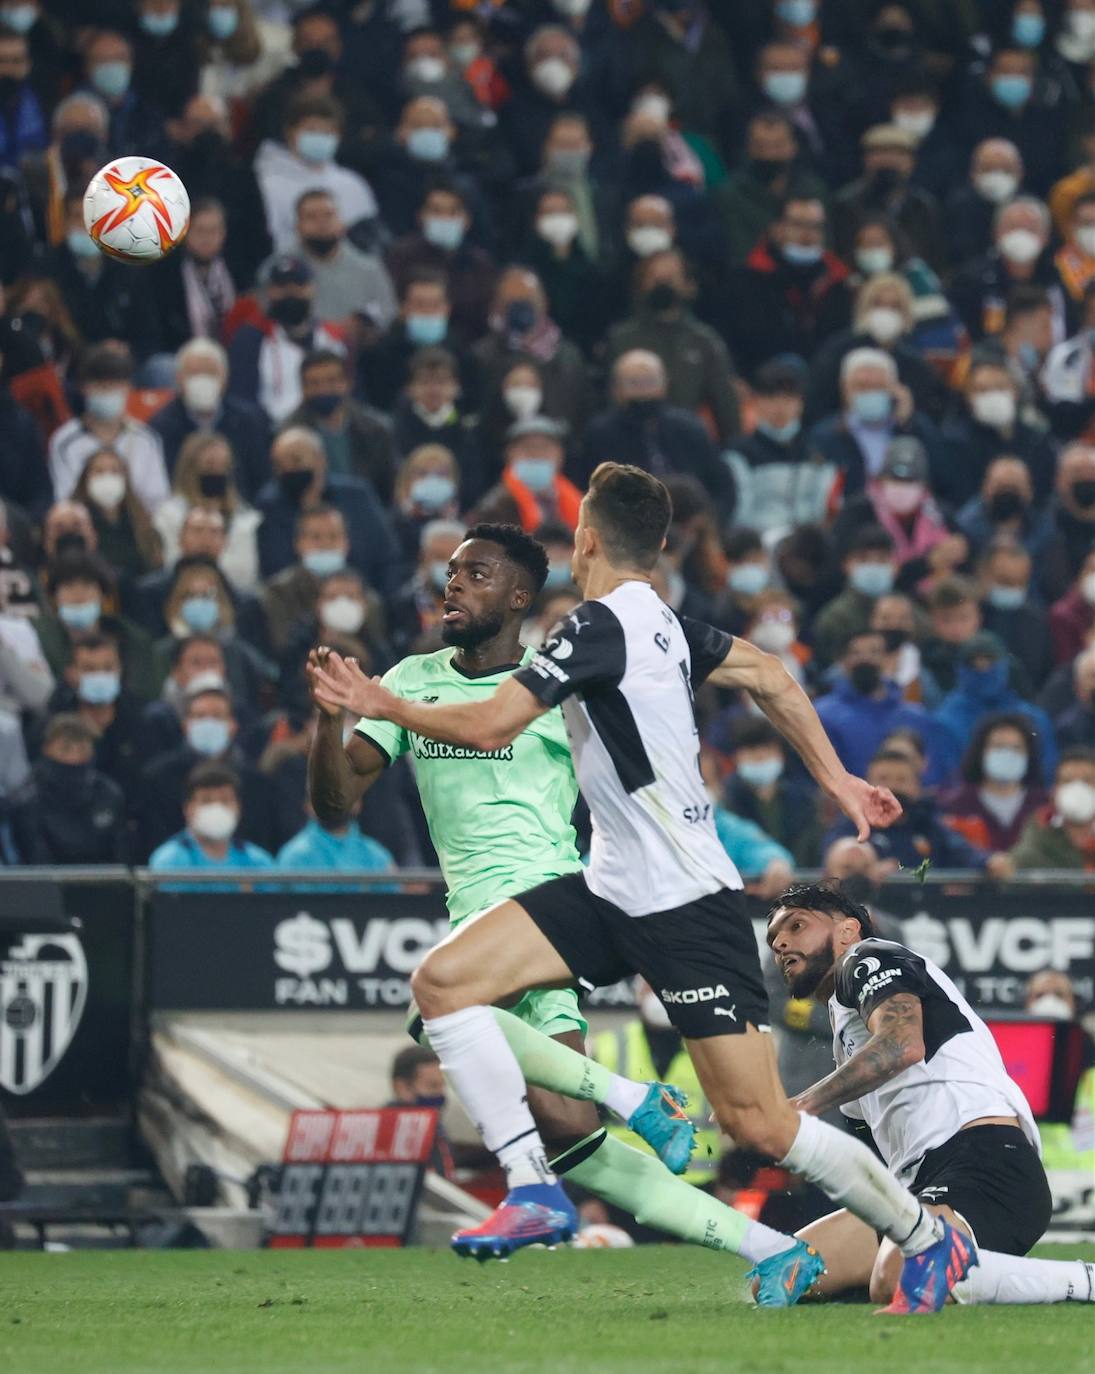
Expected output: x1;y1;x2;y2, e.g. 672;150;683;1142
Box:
1;1244;1092;1374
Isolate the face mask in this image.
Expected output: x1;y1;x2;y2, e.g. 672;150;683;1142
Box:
504;385;542;419
850;388;892;423
756;416;800;444
777;0;816;24
407;126;449;164
190;800;238;839
849;662;882;695
422;214;465;250
55;531;88;557
975;170;1020;205
67;229;100;259
268;296;311;329
763;71;807;105
638;988;673;1030
406;56;445;83
320;595;366;634
532;57;575;99
1013;13;1045;47
548;147;590;178
880;479;924;515
627;225;672;257
59;598;101;631
194;472;228;502
961;660;1008;698
303;233;339;258
992;75;1032;109
186;716;231;757
864;306;905;343
87;472;126;509
987;583;1026;610
295;130;338;165
140;9;178;37
1075;225;1095;257
415;1092;447;1109
406;313;447;345
512;456;556;493
408;473;455;510
645;283;678;313
988;487;1026;521
634;92;671;124
543;561;572;590
880;627;908;652
0;5;37;34
427;559;450;593
893;109;935;139
856;246;894;275
180;594;220;632
504;299;537;334
1083;571;1095;605
1056;779;1095;825
737;756;784;788
750;619;795;653
624;397;661;424
39;757;90;793
998;228;1042;264
849;562;895;596
78;670;121;705
279;470;313;504
537;212;579;247
307;392;343;418
208;5;238;40
85;388;127;421
727;563;769;596
302;548;346;577
182;374;222;413
970;389;1016;428
1028;992;1075;1019
1071;479;1095;510
553;0;592;15
449;42;479;69
782;240;822;266
90;61;131;100
983;746;1027;783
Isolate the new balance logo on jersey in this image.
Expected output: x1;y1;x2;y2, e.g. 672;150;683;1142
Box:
661;984;730;1005
420;695;439;703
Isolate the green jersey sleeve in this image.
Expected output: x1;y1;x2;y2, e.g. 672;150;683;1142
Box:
352;660;410;764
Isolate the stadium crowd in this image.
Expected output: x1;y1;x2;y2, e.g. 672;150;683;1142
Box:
0;0;1092;879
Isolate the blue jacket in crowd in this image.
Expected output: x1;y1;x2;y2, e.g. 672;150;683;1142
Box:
814;678;949;785
149;829;275;891
275;819;397;891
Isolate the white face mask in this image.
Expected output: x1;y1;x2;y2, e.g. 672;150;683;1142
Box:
406;55;445;83
864;306;905;343
1076;225;1095;256
634;92;670;124
1056;778;1095;825
750;619;795;653
970;389;1017;429
975;170;1019;205
1027;993;1074;1020
855;246;894;275
537;211;579;247
1082;571;1095;606
998;228;1043;264
532;57;575;98
504;384;542;419
190;801;238;841
627;225;672;257
182;373;223;413
1068;9;1095;42
87;471;127;509
320;594;366;635
893;109;935;139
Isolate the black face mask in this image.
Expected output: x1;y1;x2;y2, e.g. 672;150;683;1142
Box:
880;627;908;653
38;757;91;797
870;27;915;61
988;487;1027;522
198;472;229;499
189;129;228;161
1070;479;1095;510
624;397;662;423
849;662;882;696
645;282;678;313
868;167;904;197
303;234;340;258
749;157;790;185
297;47;335;79
60;130;104;176
268;296;311;329
18;309;48;338
278;469;313;504
629;138;665;187
0;76;21;105
505;300;537;334
55;531;88;557
307;392;343;417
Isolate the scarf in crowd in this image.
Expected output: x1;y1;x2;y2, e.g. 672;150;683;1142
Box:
502;468;582;533
182;256;237;339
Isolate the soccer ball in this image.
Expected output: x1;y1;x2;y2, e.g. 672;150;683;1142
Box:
83;156;190;265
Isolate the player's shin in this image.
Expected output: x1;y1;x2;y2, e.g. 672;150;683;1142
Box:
553;1131;796;1263
951;1251;1095;1305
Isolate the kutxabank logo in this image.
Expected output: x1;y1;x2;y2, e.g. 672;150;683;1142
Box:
0;934;88;1094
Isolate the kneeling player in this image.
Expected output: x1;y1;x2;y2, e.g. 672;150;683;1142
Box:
767;884;1094;1308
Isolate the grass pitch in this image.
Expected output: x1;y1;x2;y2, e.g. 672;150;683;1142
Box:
2;1243;1092;1374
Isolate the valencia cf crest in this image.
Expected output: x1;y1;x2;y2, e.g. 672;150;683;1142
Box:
0;933;88;1095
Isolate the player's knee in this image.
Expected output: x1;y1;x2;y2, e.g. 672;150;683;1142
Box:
410;950;468;1017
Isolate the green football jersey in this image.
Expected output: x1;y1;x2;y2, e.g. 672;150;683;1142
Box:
353;646;583;924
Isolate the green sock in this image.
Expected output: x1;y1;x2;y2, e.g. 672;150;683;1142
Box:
557;1132;762;1257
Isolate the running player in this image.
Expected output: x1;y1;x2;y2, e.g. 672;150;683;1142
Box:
306;522;808;1272
312;465;976;1313
767;882;1094;1307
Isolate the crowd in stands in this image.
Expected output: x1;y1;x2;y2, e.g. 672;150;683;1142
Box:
0;0;1092;879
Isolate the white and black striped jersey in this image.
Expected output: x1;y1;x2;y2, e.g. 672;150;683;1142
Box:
514;580;742;916
831;938;1040;1183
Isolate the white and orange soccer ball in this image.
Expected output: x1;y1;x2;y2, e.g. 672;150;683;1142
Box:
83;156;190;265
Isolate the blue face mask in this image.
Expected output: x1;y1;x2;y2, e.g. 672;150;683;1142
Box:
992;75;1032;109
422;215;465;251
207;5;239;39
983;746;1028;783
90;61;131;100
1;4;37;34
186;715;231;757
763;71;807;105
406;127;449;163
960;659;1009;698
727;563;770;596
78;670;121;705
409;474;456;510
180;595;221;632
406;313;447;345
543;561;572;590
850;388;893;424
415;1094;446;1109
67;229;100;260
777;0;816;24
302;548;346;578
58;599;101;631
756;417;801;444
782;240;822;266
1012;12;1045;47
1016;341;1041;372
987;583;1026;610
140;9;178;37
737;756;784;788
848;562;895;597
296;130;339;165
429;560;450;592
512;456;556;493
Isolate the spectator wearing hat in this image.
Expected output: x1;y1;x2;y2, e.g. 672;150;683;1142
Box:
149;761;275;886
950;196;1067;344
227;254;347;426
831;124;946;274
8;713;127;865
577;351;733;515
475;417;581;533
979;538;1055;691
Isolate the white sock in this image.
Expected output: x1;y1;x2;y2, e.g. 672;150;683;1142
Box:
953;1251;1094;1305
744;1221;802;1264
424;1005;555;1189
601;1074;649;1122
780;1111;941;1256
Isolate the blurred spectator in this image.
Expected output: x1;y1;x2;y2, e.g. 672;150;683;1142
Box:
810;524;897;667
389;517;463;655
363;267;472;412
1011;746;1095;869
0;340;49;514
157;556;271;703
951;197;1064;343
870;591;940;707
519;183;605;354
40;498;95;565
150;338;271;501
8;713;126;864
940;712;1049;854
943;138;1025;271
152;196;237;354
279;568;386;715
1049;546;1095;664
1041;277;1095;440
262;502;361;656
979;538;1054;689
1044;442;1095;599
137;632;226;760
956;455;1055;564
1056;647;1095;748
0;29;45;170
391;349;483;506
148;761;275;881
276;801;395;884
387;1044;454;1177
723;716;821;868
476;417;580;534
71;446;163;583
502;24;605;179
80;28;163;156
701;751;792;899
710;528;774;637
959;46;1065;196
296;188;396;332
832;124;945;272
286;349;397;503
131;0;201;117
45;631;142;798
48;341;169;513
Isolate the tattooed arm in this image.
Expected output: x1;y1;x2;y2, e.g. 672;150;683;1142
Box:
791;993;926;1118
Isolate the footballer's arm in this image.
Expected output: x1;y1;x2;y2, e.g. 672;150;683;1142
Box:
791;993;927;1118
306;648;387;826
